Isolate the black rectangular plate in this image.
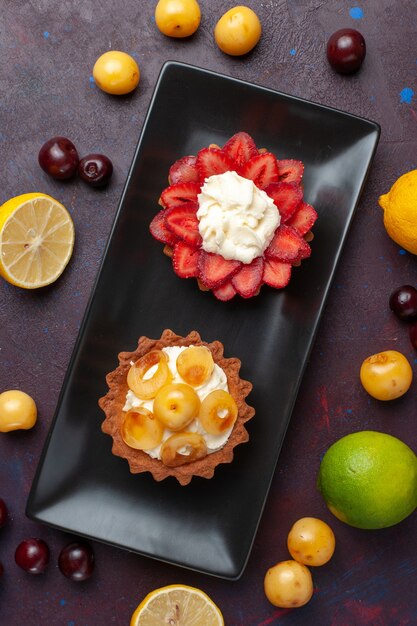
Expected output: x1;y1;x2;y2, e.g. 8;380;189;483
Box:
27;61;380;579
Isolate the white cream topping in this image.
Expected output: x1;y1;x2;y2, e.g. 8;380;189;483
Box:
196;171;280;264
123;346;232;459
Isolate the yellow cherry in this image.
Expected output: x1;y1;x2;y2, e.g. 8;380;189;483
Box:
176;346;214;386
121;408;164;451
214;6;262;56
93;51;140;95
160;432;207;466
155;0;201;38
0;390;37;432
127;350;172;400
198;390;238;435
153;383;200;431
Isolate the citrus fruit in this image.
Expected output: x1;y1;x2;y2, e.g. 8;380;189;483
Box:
317;431;417;529
0;193;74;289
130;584;224;626
379;169;417;254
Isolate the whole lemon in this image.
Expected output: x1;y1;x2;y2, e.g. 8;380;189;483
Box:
317;431;417;529
379;169;417;254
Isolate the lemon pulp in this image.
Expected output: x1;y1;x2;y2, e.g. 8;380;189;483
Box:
130;584;224;626
0;192;74;289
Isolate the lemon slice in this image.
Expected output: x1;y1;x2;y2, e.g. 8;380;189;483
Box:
130;584;224;626
0;192;75;289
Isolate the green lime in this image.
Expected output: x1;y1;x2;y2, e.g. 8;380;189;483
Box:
317;431;417;529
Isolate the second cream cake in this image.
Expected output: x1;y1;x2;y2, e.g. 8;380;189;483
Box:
99;330;255;485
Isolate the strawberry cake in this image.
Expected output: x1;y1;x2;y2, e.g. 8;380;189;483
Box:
150;132;317;301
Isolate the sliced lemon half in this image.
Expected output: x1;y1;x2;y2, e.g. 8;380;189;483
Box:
130;584;224;626
0;192;75;289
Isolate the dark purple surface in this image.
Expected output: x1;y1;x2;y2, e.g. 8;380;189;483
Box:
0;2;416;625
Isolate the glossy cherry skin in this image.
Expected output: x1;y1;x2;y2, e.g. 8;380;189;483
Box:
0;498;8;528
38;136;79;180
15;539;50;574
326;28;366;74
58;542;95;581
78;154;113;188
389;285;417;321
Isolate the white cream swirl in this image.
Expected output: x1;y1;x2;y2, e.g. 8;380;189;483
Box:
123;346;232;459
196;170;280;264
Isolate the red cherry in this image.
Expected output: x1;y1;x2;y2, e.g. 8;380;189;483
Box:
389;285;417;321
38;136;79;180
78;153;113;187
58;542;95;581
0;499;8;528
15;539;50;574
327;28;366;74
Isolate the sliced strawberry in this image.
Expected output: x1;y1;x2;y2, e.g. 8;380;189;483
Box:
287;202;318;236
149;210;177;246
240;153;279;189
222;132;258;167
196;148;237;182
160;182;201;209
212;281;237;301
198;251;241;289
231;257;264;298
277;159;304;184
172;242;200;278
264;182;303;222
297;239;311;260
164;203;202;247
168;155;199;184
263;259;292;289
265;224;311;262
